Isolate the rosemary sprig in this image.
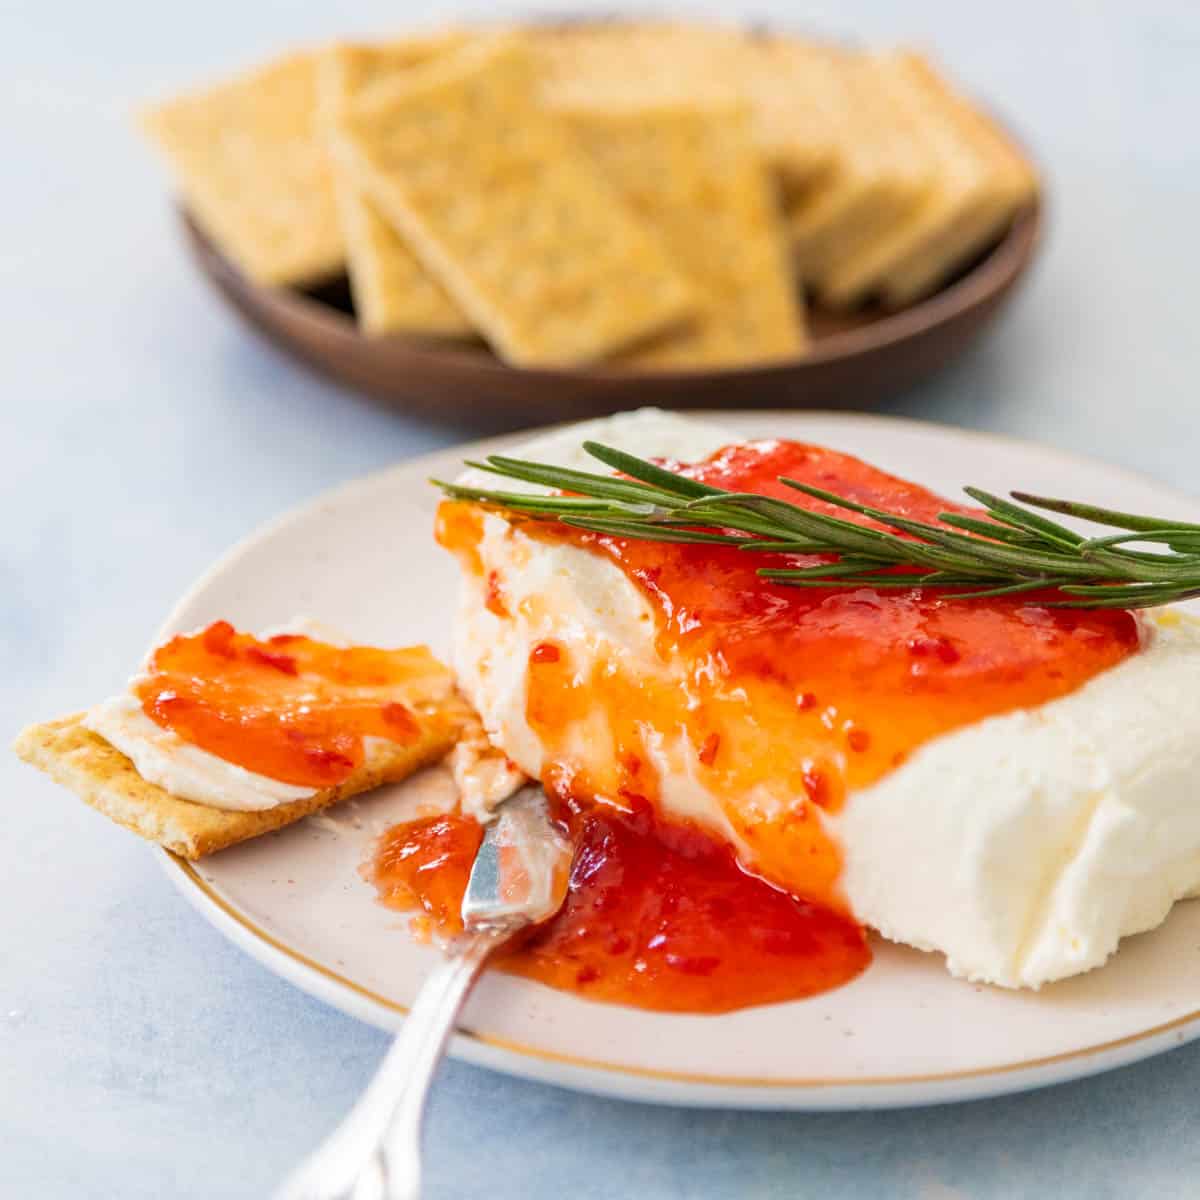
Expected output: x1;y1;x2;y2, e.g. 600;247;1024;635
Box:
433;444;1200;610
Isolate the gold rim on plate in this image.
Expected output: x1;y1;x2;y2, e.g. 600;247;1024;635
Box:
167;853;1200;1090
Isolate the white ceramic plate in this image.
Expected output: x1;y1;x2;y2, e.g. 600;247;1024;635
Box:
155;411;1200;1110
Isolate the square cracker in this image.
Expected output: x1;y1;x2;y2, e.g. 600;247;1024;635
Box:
531;23;836;192
877;52;1038;305
561;101;806;368
534;29;906;281
328;37;696;366
141;50;344;287
320;39;475;337
783;45;934;285
819;51;1039;309
14;705;462;861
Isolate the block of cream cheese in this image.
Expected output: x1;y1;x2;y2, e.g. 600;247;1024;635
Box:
444;410;1200;988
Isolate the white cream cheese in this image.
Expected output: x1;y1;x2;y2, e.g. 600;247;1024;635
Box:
449;410;1200;988
834;610;1200;987
84;693;315;812
449;716;528;822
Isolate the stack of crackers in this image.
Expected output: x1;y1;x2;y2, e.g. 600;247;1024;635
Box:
142;23;1038;372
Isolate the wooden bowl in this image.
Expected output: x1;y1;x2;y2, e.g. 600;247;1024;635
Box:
182;200;1041;432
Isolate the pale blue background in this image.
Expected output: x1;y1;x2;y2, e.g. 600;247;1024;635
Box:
4;1;1199;1196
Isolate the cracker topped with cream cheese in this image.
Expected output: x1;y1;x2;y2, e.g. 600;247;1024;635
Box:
14;622;468;859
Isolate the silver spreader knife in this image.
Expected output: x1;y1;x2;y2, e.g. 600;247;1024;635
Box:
277;785;572;1200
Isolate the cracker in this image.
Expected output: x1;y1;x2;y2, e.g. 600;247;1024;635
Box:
727;35;842;192
324;34;470;104
530;22;734;106
878;53;1038;304
329;37;696;365
819;51;1039;308
320;39;475;337
784;45;934;285
531;23;836;191
141;50;343;287
561;101;806;367
14;692;466;861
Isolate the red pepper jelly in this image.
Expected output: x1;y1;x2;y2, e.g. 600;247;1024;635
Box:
422;439;1141;1010
134;621;454;787
369;800;870;1013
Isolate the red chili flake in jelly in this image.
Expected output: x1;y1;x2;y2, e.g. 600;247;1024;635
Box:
803;765;831;808
304;746;356;772
246;646;299;675
906;635;961;665
484;570;509;618
530;642;561;665
698;733;721;766
847;728;871;753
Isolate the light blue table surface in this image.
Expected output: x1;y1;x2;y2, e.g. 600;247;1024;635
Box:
4;1;1199;1196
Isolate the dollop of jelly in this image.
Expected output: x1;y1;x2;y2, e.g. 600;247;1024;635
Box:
369;799;869;1013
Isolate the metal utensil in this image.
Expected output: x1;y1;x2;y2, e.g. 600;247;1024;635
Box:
277;785;571;1200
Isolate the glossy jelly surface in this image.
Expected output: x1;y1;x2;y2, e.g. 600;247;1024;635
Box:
137;621;450;787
